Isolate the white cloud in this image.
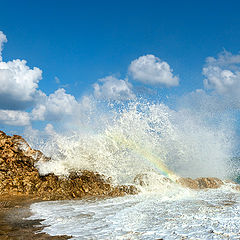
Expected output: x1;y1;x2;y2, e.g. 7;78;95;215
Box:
0;31;42;110
0;31;81;127
0;59;42;110
0;31;7;62
93;76;135;100
32;88;79;121
0;110;30;126
128;54;179;87
203;51;240;100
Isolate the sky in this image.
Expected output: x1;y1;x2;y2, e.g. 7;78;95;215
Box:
1;0;240;135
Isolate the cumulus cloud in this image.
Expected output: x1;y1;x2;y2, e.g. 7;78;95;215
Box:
0;31;7;61
128;54;179;87
0;31;42;111
0;59;42;110
0;110;30;126
31;88;79;121
93;76;135;100
0;30;82;127
203;51;240;101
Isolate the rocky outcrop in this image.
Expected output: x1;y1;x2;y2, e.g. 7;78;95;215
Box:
177;177;224;189
134;172;238;190
0;131;137;200
1;131;239;200
178;177;240;191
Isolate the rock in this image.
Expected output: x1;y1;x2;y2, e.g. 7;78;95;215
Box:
177;177;224;189
196;177;223;189
177;177;199;189
0;131;137;200
0;130;238;199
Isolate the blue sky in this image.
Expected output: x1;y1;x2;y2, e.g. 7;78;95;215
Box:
1;0;240;134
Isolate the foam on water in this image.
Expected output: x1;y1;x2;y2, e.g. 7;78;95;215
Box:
28;186;240;239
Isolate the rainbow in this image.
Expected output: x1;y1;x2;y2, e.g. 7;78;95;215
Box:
108;132;178;182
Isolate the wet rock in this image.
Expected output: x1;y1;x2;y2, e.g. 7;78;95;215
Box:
1;130;238;199
196;177;223;189
177;177;224;189
0;131;137;200
177;177;199;189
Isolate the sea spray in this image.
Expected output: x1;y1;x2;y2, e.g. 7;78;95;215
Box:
25;98;236;190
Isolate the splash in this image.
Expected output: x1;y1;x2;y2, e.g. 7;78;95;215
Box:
27;97;236;190
106;131;177;181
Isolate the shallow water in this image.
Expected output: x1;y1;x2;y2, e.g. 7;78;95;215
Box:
28;185;240;240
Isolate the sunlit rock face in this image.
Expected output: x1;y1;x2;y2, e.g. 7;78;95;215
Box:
0;131;137;200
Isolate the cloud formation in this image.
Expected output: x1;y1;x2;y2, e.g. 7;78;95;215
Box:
128;54;179;87
1;30;184;128
93;76;135;100
0;30;80;126
32;88;79;121
0;110;30;126
203;51;240;101
0;59;42;110
0;31;7;62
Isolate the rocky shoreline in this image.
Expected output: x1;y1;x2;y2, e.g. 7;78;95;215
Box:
0;130;239;239
0;130;136;239
0;131;137;201
1;130;238;199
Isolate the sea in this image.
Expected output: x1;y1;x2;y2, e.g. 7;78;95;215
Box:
25;99;240;239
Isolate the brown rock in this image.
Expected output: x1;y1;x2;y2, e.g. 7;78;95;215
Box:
196;177;223;189
177;177;224;189
1;130;237;200
0;131;137;200
177;177;199;189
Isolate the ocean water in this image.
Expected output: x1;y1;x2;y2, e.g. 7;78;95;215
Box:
28;184;240;239
25;99;240;239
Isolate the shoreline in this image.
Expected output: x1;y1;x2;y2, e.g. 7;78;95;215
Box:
0;194;71;239
0;130;239;239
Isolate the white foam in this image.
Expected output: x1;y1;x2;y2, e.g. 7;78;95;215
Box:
28;188;240;239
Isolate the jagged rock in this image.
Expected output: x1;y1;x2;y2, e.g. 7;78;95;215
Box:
0;131;138;200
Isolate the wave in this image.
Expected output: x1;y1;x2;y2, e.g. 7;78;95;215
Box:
26;98;236;191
